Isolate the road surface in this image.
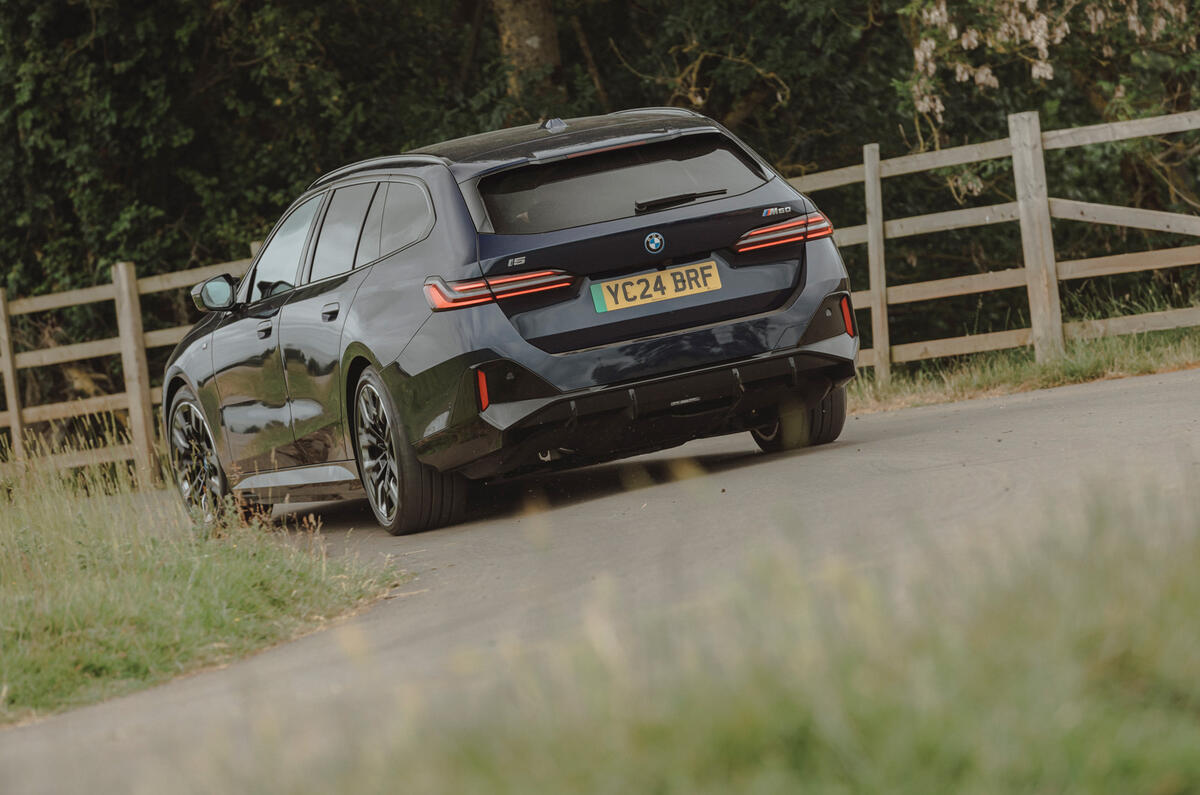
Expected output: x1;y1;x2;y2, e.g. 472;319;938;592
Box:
2;370;1198;793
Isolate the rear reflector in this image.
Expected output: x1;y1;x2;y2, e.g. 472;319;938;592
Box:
840;295;855;337
734;211;834;253
425;270;575;311
476;369;490;411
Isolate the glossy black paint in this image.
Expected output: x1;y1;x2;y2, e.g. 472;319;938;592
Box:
163;108;857;505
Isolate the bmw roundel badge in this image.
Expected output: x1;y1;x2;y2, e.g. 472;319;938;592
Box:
644;232;665;254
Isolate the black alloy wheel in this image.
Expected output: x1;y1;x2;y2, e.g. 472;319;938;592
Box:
353;366;467;535
355;379;400;526
168;388;226;522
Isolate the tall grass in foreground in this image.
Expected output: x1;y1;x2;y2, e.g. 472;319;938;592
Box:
0;452;393;724
850;325;1200;413
235;479;1200;794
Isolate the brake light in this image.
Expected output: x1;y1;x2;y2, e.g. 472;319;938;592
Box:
734;211;834;253
424;270;575;311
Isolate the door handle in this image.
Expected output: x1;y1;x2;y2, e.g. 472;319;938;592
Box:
320;302;340;322
256;320;273;339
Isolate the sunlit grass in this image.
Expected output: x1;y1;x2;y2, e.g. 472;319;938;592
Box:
850;326;1200;414
228;477;1200;794
0;447;394;724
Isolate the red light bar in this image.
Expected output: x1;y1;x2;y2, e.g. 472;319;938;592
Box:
424;269;575;311
840;295;855;337
734;212;834;253
476;369;490;411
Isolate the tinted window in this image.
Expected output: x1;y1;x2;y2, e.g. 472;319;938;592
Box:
380;182;433;256
250;195;322;302
479;134;766;234
355;184;385;267
311;183;376;282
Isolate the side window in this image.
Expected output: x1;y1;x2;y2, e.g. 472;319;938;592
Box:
379;181;433;258
310;183;377;283
249;195;322;303
355;184;385;267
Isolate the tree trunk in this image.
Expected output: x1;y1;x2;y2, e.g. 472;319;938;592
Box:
489;0;562;102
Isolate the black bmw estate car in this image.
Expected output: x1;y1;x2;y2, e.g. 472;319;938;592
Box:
164;108;858;533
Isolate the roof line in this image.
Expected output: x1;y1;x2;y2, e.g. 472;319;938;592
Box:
308;154;449;191
609;106;705;118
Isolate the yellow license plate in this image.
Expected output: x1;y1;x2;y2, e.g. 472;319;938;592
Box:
590;261;722;313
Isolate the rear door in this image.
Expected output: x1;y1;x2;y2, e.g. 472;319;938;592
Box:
474;133;807;353
277;181;378;465
277;178;437;465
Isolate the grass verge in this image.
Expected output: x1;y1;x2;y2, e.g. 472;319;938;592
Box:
0;457;394;725
849;325;1200;414
237;476;1200;793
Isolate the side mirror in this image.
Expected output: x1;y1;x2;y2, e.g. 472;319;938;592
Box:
191;274;238;312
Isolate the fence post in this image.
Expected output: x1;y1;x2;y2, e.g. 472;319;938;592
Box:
113;262;157;479
863;143;891;382
0;288;26;460
1008;111;1065;361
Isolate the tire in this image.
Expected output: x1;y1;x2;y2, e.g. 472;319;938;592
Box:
751;385;847;453
352;366;466;535
167;385;231;523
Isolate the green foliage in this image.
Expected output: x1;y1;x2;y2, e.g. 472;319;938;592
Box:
1;0;1197;356
0;454;393;723
848;325;1200;413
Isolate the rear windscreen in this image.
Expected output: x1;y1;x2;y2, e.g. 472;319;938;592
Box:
479;134;767;234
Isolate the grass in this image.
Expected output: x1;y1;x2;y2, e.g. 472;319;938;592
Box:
849;325;1200;414
228;475;1200;794
0;453;395;725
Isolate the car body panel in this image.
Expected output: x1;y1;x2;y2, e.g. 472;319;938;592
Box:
277;268;371;465
164;108;857;505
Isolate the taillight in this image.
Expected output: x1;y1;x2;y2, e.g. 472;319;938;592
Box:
424;269;575;311
734;211;834;253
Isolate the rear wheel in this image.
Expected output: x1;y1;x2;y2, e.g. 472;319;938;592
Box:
353;366;466;535
752;385;847;453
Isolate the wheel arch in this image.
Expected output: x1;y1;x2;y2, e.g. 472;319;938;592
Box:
340;342;385;462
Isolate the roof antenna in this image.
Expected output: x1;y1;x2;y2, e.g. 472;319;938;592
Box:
540;117;568;133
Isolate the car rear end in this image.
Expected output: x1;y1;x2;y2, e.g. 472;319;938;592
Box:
398;117;857;477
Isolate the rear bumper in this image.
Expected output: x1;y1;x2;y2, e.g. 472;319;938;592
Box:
411;335;855;479
391;236;856;478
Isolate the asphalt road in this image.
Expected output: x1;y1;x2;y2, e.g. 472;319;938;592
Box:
3;370;1198;793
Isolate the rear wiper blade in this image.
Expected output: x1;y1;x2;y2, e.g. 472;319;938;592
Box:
634;189;727;214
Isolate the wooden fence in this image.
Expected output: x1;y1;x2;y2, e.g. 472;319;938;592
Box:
1;108;1199;473
790;108;1200;382
0;256;253;476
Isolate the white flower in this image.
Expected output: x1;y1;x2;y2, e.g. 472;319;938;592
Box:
1031;59;1054;80
975;65;999;88
914;37;938;77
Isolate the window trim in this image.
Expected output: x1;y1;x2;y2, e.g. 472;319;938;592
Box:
300;179;380;287
238;191;328;306
365;177;437;267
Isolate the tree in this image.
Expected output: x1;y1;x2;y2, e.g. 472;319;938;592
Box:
489;0;564;110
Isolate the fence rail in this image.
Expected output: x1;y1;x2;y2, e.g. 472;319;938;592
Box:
0;256;253;475
789;108;1200;382
2;108;1199;473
